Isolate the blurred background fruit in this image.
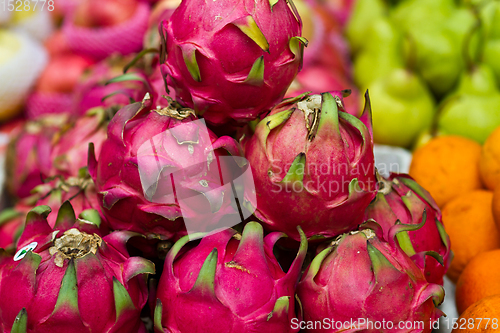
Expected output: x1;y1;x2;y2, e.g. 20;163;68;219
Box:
0;29;47;121
346;0;500;149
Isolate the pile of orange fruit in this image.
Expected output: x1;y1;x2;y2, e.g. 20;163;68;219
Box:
409;127;500;331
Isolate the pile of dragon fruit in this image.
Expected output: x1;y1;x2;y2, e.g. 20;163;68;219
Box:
0;0;452;332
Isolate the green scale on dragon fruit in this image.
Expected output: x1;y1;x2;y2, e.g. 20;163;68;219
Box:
244;91;377;242
0;202;155;333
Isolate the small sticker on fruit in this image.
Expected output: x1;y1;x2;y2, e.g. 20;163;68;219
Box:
14;242;38;261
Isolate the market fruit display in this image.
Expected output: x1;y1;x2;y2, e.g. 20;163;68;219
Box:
7;0;500;332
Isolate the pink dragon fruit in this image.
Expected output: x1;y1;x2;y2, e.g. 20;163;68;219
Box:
0;172;104;252
89;95;250;240
297;224;445;333
244;92;377;241
160;0;307;127
72;57;151;116
5;115;69;199
364;173;452;285
49;107;109;178
0;202;155;333
154;221;307;333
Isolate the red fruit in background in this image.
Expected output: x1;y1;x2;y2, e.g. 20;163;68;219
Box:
73;0;138;28
35;54;94;94
43;31;72;57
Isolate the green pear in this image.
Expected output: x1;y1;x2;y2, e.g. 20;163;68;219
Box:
405;24;463;97
353;18;405;90
345;0;387;55
453;63;498;96
400;8;476;97
367;68;436;148
0;30;22;66
438;64;500;144
390;0;456;32
482;39;500;86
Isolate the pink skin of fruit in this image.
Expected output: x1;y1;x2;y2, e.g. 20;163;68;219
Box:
160;0;306;127
297;223;445;333
48;107;108;178
244;92;377;241
154;222;307;333
364;173;452;285
0;203;155;333
5;115;69;199
72;59;151;116
285;65;361;116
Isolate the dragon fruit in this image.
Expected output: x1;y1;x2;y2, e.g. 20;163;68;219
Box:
244;92;377;241
0;172;104;252
5;115;68;199
154;221;307;333
364;173;452;285
160;0;306;127
72;57;151;116
0;202;155;333
49;107;109;178
90;95;250;240
297;225;445;333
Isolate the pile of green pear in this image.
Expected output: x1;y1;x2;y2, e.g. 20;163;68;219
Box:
346;0;500;148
